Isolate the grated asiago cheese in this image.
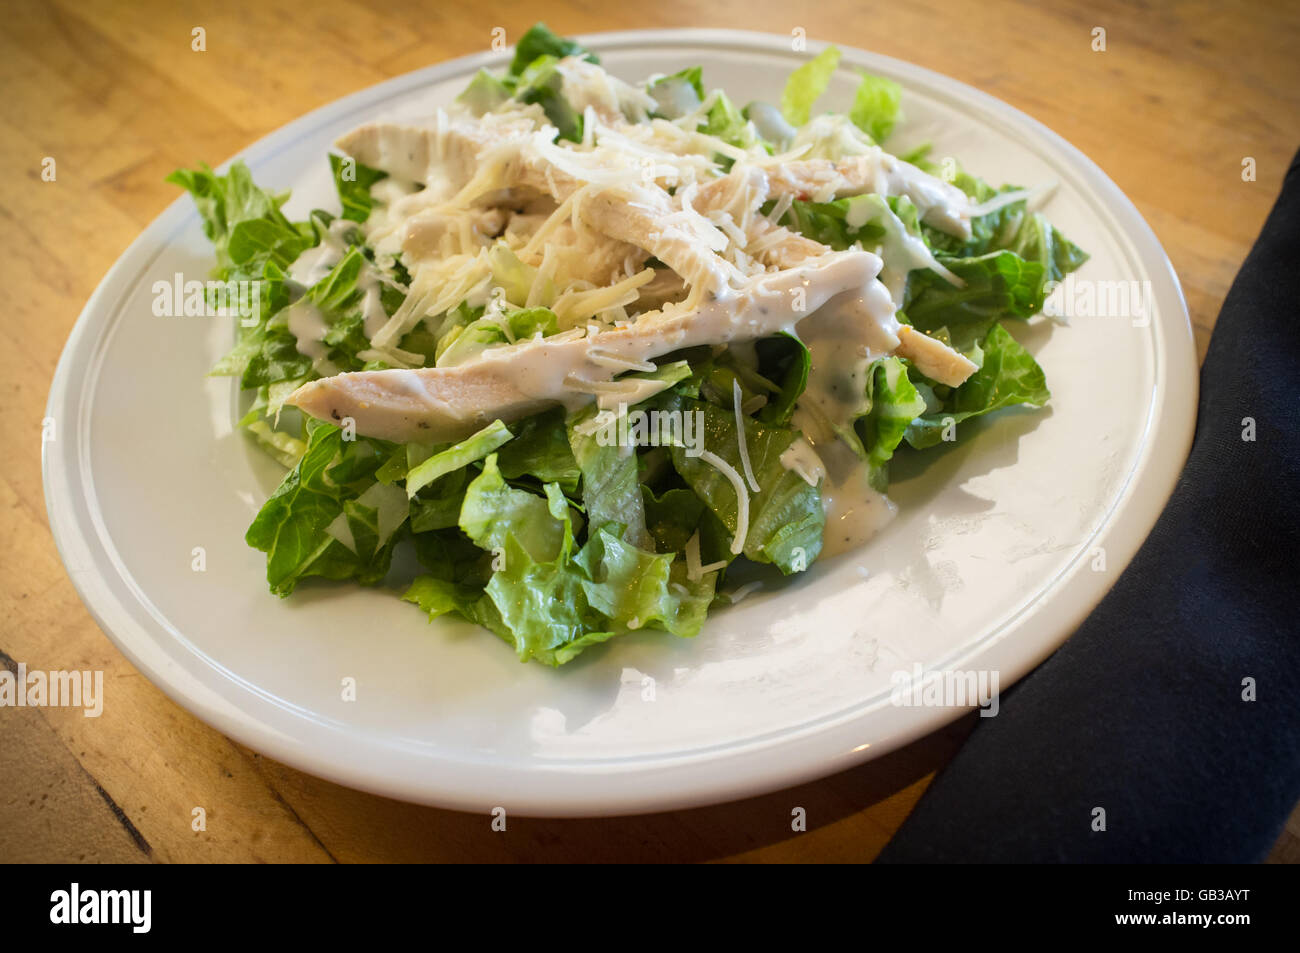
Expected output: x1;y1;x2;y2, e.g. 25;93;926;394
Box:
552;267;656;325
708;209;748;248
684;530;729;581
726;581;764;604
699;450;750;555
967;188;1034;217
767;191;794;225
370;250;491;350
527;244;559;308
732;379;761;493
519;190;581;259
356;344;425;368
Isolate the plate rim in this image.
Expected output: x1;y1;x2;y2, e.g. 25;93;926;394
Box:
42;27;1198;816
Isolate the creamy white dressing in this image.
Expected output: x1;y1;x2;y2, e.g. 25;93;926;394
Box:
790;409;897;557
796;278;899;427
370;176;420;208
284;218;404;369
820;467;897;557
289;218;354;286
783;276;904;557
359;284;389;340
363;175;423;261
284;299;335;375
844;195;963;306
779;436;826;487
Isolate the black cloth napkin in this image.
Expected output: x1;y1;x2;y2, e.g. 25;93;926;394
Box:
877;149;1300;863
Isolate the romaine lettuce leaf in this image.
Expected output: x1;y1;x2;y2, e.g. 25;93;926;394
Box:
245;421;405;595
755;333;810;428
648;67;704;119
437;306;559;366
328;153;387;224
642;485;706;554
575;526;714;637
457;69;512;115
848;72;902;143
656;394;823;573
407;454;716;664
855;356;927;490
567;406;654;550
167;161;310;276
1006;212;1090;285
772;196;887;250
409;468;472;533
510;22;598;75
699;91;757;151
496;406;581;495
459;454;570;564
405;419;513;497
781;46;840;125
904;323;1050;449
513;55;584;142
905;251;1049;352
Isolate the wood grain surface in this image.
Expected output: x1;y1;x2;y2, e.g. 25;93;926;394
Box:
2;0;1298;863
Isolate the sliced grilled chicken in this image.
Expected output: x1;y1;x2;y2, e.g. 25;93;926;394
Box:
334;112;537;201
286;250;974;443
761;152;972;236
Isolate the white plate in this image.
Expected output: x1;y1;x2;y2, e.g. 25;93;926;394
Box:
43;29;1196;816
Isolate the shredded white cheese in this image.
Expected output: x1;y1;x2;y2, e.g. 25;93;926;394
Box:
726;581;764;604
684;530;729;581
732;378;761;493
699;450;750;555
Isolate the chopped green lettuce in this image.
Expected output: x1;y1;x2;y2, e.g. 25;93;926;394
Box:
457;69;513;115
648;67;704;119
848;71;902;143
328;154;388;224
906;250;1049;352
567;406;655;551
904;324;1051;449
509;22;598;75
405;420;514;497
856;357;928;490
780;46;840;125
245;422;405;596
657;394;823;574
512;54;584;142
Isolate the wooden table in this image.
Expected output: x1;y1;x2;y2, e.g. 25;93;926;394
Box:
2;0;1298;863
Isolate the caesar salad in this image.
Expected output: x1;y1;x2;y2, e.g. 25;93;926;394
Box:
170;24;1087;665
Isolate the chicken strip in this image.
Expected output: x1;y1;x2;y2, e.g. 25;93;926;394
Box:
334;112;537;201
758;151;973;237
338;118;744;296
286;250;973;443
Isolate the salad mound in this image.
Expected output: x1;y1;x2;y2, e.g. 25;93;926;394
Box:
171;24;1087;666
